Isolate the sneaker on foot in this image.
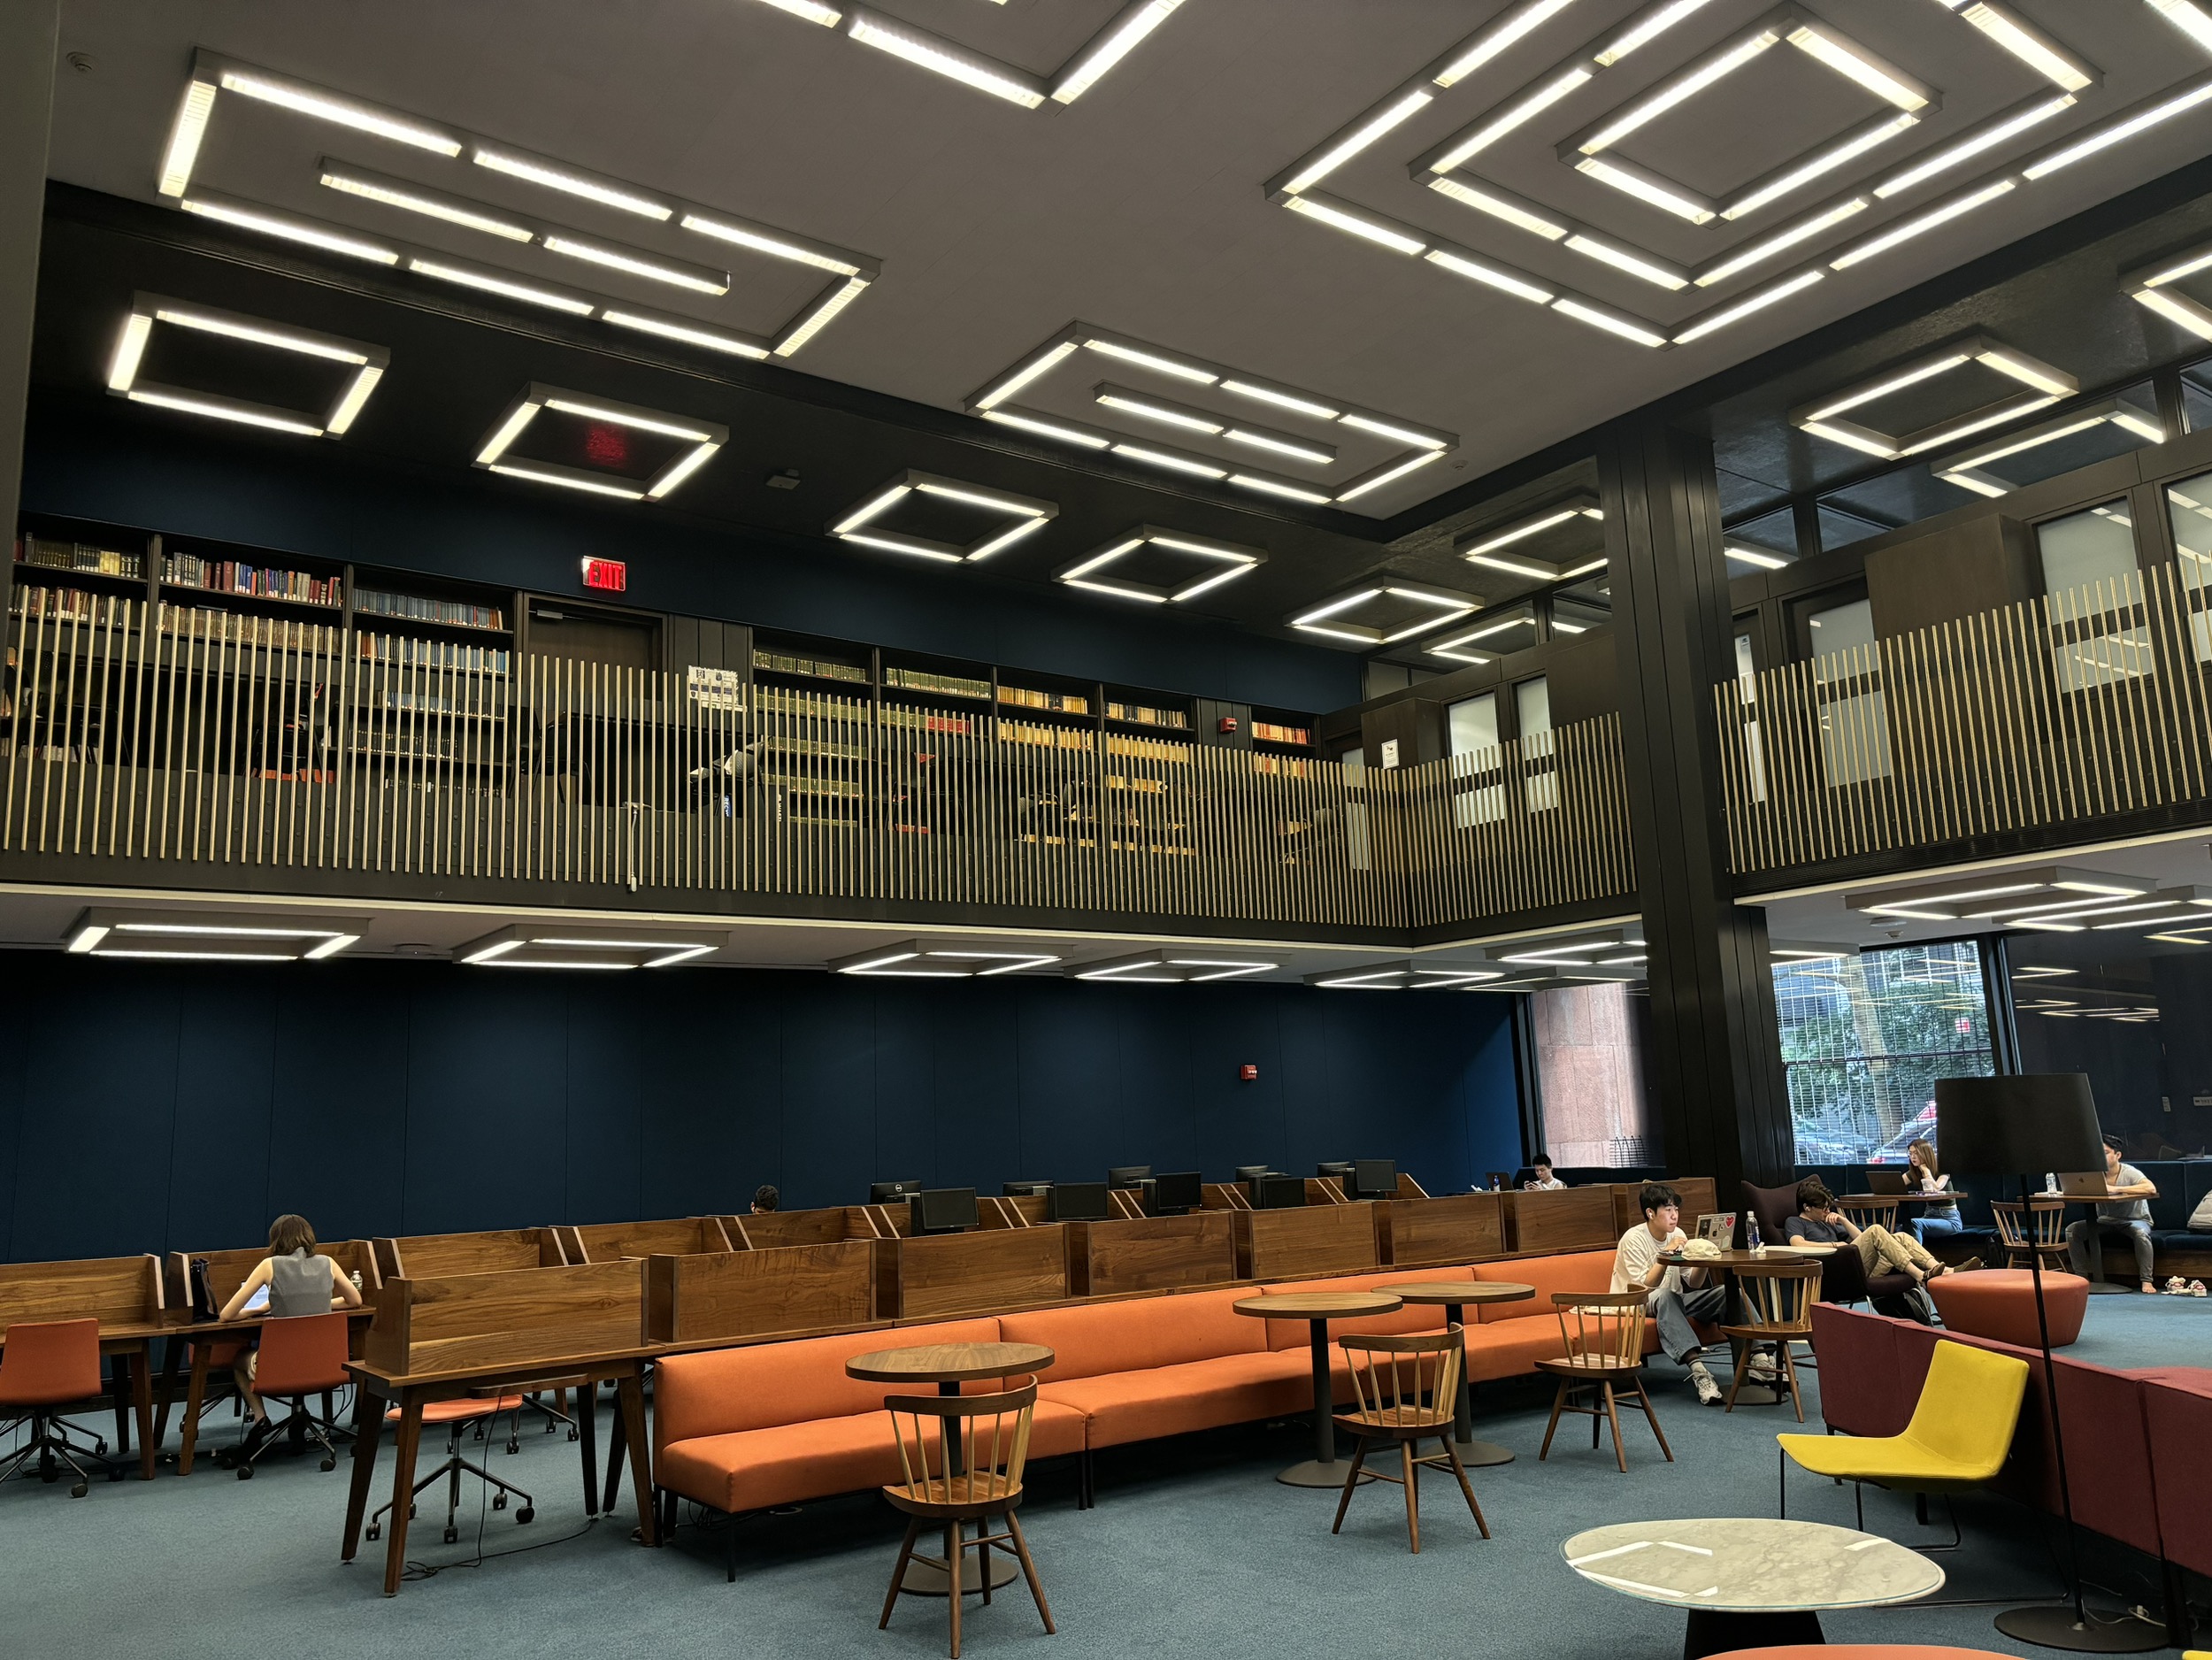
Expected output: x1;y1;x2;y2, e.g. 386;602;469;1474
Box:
1689;1361;1723;1406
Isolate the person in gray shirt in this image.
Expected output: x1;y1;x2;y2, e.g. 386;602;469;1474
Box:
2065;1136;2160;1293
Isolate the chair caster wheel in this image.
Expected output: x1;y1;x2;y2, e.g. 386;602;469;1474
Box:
319;1457;336;1472
40;1470;56;1484
505;1441;518;1456
366;1523;381;1541
407;1503;417;1519
516;1506;534;1525
95;1440;108;1455
109;1467;125;1482
236;1464;254;1480
70;1482;88;1498
567;1429;579;1442
442;1525;458;1544
493;1494;508;1511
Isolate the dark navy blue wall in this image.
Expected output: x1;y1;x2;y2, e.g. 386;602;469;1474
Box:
0;955;1521;1262
20;396;1362;714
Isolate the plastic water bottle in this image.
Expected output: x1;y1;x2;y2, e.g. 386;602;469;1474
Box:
1746;1215;1763;1254
2045;1172;2057;1195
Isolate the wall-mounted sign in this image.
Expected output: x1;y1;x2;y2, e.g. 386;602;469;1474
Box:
581;557;627;593
686;665;745;710
1379;738;1401;769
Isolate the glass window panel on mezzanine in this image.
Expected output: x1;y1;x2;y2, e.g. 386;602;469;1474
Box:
1772;941;1994;1167
1446;689;1503;829
1801;595;1892;788
2037;502;2149;695
2163;466;2212;664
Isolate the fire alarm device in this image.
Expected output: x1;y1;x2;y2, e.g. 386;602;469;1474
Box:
1239;1064;1258;1082
1217;715;1240;735
581;557;627;593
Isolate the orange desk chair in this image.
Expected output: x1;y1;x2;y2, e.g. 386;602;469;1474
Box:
366;1394;534;1547
0;1318;120;1497
232;1312;352;1480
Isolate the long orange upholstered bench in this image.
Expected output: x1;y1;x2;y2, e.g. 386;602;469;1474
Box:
650;1249;1637;1577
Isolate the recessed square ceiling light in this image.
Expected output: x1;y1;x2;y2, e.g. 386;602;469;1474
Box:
1072;949;1278;983
65;908;369;961
1789;334;2078;460
460;925;726;969
1289;580;1481;646
828;469;1058;563
2125;234;2212;342
833;940;1061;977
1425;609;1536;663
1847;866;2153;923
1460;496;1605;576
1931;399;2163;496
1055;526;1266;605
1303;960;1511;990
473;382;726;502
107;291;388;439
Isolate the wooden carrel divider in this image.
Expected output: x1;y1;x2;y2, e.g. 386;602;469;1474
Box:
1234;1203;1379;1280
372;1227;566;1284
0;1255;165;1331
895;1225;1069;1320
1375;1192;1504;1269
1503;1185;1618;1254
363;1260;644;1378
559;1216;734;1264
166;1240;383;1311
1067;1213;1238;1298
648;1241;879;1345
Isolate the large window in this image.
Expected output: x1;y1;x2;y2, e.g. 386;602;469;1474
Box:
1532;981;1659;1167
2037;503;2146;692
1775;942;1993;1164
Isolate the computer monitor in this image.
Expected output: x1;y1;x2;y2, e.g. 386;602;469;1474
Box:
1232;1164;1274;1182
1151;1171;1203;1215
909;1188;979;1234
1251;1174;1306;1210
870;1179;922;1204
1002;1180;1053;1197
1349;1159;1398;1199
1105;1165;1154;1189
1048;1180;1114;1222
1316;1160;1356;1180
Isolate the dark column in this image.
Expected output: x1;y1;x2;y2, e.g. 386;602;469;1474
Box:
1601;416;1793;1192
0;0;59;621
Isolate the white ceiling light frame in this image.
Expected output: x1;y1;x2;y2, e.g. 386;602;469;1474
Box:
107;290;388;440
1055;526;1265;604
1846;867;2154;923
472;382;727;502
964;323;1458;512
2125;234;2212;342
1788;334;2078;461
1303;961;1509;990
1425;608;1536;664
737;0;1185;107
833;940;1062;977
828;469;1058;563
1932;398;2165;496
1486;926;1647;977
460;924;726;969
1072;949;1279;983
1459;494;1607;578
1288;580;1481;647
158;50;879;361
65;908;370;962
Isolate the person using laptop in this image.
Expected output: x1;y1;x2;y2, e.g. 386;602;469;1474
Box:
2065;1136;2159;1294
214;1213;362;1466
1904;1138;1963;1249
1611;1182;1729;1407
1523;1155;1564;1191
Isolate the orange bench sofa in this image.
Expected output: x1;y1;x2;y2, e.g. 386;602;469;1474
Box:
651;1249;1634;1578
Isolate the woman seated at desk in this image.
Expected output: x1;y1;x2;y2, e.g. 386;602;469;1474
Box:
216;1214;361;1464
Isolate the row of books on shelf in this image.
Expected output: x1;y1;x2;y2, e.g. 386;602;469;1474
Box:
164;554;340;607
358;634;511;672
1106;733;1191;764
1252;720;1310;746
356;588;506;631
755;648;867;684
883;665;988;700
19;536;144;580
1000;720;1094;751
1104;700;1187;728
997;685;1089;715
1251;752;1312;778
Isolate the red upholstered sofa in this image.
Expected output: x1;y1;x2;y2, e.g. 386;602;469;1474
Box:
652;1249;1634;1573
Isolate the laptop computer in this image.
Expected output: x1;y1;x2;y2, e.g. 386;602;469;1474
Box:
1866;1169;1910;1195
1695;1211;1737;1245
2055;1170;2110;1198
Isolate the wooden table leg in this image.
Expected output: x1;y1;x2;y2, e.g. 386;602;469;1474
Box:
178;1344;212;1475
153;1334;184;1450
603;1397;626;1517
131;1347;156;1479
108;1351;132;1459
617;1374;655;1547
576;1384;599;1517
341;1387;384;1563
382;1399;425;1596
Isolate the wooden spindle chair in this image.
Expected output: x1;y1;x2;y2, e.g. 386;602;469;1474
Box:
1990;1200;2070;1272
1837;1197;1900;1236
879;1380;1052;1659
1537;1291;1672;1473
1717;1260;1821;1422
1329;1329;1489;1554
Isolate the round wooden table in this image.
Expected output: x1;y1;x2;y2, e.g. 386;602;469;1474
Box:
1234;1290;1402;1488
1377;1280;1533;1466
845;1341;1053;1595
1658;1249;1809;1407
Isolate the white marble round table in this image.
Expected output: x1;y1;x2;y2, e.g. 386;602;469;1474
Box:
1562;1517;1945;1660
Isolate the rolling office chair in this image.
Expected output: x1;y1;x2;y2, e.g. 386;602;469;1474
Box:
0;1318;121;1497
230;1312;352;1479
366;1394;534;1545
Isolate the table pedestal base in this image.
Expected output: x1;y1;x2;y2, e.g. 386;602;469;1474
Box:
900;1555;1019;1595
2082;1281;2131;1295
1274;1457;1373;1489
1683;1607;1822;1660
1447;1437;1514;1467
1993;1604;2168;1651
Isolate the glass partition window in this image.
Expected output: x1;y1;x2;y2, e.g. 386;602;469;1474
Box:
2164;468;2212;663
2036;503;2147;692
1775;941;1993;1164
1733;634;1767;803
1447;692;1503;827
1517;675;1555;812
1805;596;1891;784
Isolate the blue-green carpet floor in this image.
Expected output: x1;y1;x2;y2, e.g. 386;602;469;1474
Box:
4;1295;2206;1660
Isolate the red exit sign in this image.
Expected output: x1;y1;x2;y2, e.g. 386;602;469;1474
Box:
580;557;626;593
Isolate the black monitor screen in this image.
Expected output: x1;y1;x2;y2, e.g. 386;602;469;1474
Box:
1002;1180;1052;1197
1048;1180;1114;1222
1253;1174;1306;1210
1351;1159;1398;1199
1317;1160;1356;1180
910;1187;979;1233
1105;1165;1153;1188
1151;1171;1202;1211
870;1179;921;1203
1232;1164;1273;1181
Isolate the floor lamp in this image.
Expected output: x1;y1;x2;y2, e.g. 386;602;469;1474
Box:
1933;1073;2163;1654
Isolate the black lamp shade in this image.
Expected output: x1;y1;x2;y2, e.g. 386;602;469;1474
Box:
1934;1073;2103;1177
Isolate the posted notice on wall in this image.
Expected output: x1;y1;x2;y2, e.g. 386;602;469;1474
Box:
687;665;745;710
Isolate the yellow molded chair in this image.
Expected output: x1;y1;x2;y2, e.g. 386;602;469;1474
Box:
1777;1339;2028;1545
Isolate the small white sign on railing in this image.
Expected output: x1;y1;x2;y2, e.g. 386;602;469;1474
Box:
686;665;745;711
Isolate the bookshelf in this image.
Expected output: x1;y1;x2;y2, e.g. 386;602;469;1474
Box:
750;628;872;691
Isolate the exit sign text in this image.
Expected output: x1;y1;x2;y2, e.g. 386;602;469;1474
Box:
581;558;627;593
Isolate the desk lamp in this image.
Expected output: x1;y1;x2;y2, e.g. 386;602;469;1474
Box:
1933;1074;2162;1653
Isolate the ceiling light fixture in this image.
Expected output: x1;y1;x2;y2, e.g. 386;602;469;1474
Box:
1303;962;1509;990
834;940;1060;977
1785;19;1931;107
1697;201;1867;286
1426;175;1570;241
1283;193;1427;255
1221;380;1340;420
1085;337;1217;384
1937;0;2096;90
2147;0;2212;51
1461;496;1603;557
1424;67;1593;172
1340;413;1450;450
827;467;1056;560
1673;267;1826;343
472;146;672;218
1563;234;1689;289
1432;0;1581;86
1052;0;1186;103
750;0;844;21
680;211;863;275
405;256;597;315
1231;472;1334;504
157;72;218;197
461;924;725;969
845;10;1048;107
1075;949;1278;983
1598;0;1724;65
1790;334;2075;458
1423;246;1557;304
1273;88;1436;196
473;382;726;502
66;908;368;961
540;234;730;295
774;274;872;356
1288;580;1479;645
1095;384;1224;435
1333;450;1446;502
1721;113;1921;219
599;308;772;359
1113;442;1228;479
1056;526;1265;604
981;408;1115;448
2024;70;2212;178
1572;27;1784;155
219;65;462;154
108;292;389;440
1550;296;1670;347
1875;95;2075;199
1830;178;2014;269
1224;427;1337;466
1932;400;2162;495
1573;157;1714;223
317;160;535;241
180;193;400;264
1725;543;1789;569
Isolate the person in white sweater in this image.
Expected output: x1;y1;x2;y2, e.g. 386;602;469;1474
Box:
1610;1181;1728;1406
